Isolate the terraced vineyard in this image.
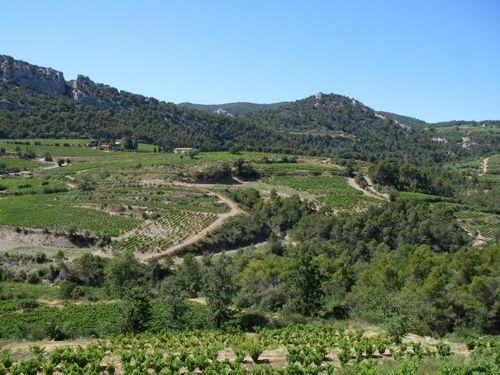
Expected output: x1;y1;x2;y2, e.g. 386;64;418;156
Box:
260;175;376;210
111;209;218;253
480;221;500;240
455;210;500;241
486;154;500;175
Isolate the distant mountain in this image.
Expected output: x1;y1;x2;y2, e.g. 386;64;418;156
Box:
1;54;494;163
179;102;285;116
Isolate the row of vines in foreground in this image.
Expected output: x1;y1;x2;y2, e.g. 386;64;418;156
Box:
1;324;498;374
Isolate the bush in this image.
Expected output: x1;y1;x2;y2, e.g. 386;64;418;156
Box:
259;288;287;312
15;299;39;310
78;177;95;192
238;311;269;332
233;347;246;364
97;235;111;248
33;251;47;264
45;321;66;341
436;342;451;356
26;271;40;284
59;281;78;299
105;363;115;374
195;162;231;182
377;340;387;355
338;345;351;366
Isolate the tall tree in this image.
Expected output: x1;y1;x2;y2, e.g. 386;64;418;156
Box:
105;251;144;298
121;286;151;333
287;243;324;316
176;253;202;297
202;254;236;327
161;276;188;329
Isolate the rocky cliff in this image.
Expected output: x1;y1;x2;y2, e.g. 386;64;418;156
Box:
0;55;67;95
68;75;117;109
0;54;145;109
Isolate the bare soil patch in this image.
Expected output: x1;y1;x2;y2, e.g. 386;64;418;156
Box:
0;226;77;248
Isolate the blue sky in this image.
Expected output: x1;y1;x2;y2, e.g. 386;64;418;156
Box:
2;0;499;122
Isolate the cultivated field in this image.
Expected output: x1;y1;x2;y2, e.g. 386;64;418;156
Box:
0;323;495;374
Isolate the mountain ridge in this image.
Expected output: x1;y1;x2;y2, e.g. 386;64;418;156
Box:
1;53;496;163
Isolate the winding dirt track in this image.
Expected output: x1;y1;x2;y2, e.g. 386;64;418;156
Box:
479;157;490;176
136;182;244;262
347;176;388;201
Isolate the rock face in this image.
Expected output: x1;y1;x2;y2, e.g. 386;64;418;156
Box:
0;55;148;110
0;55;67;95
68;75;116;109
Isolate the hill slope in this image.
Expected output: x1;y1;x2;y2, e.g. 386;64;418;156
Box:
178;101;285;116
1;54;492;162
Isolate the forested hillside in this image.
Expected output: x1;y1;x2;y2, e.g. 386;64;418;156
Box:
3;54;497;164
179;101;284;116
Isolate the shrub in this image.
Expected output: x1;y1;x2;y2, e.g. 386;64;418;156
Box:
26;271;40;284
260;288;287;312
465;339;476;351
59;281;78;299
239;311;269;332
436;342;451;356
195;162;231;182
233;347;246;363
105;363;115;374
45;321;66;341
78;177;95;192
33;251;47;264
15;298;39;310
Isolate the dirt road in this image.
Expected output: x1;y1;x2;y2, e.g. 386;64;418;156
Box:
137;183;243;262
479;157;490;176
347;177;388;201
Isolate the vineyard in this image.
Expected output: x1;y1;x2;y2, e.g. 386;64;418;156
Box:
456;210;500;241
0;302;122;340
0;176;67;195
111;209;218;253
260;175;376;210
486;154;500;176
0;156;42;171
0;194;139;237
1;324;498;374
